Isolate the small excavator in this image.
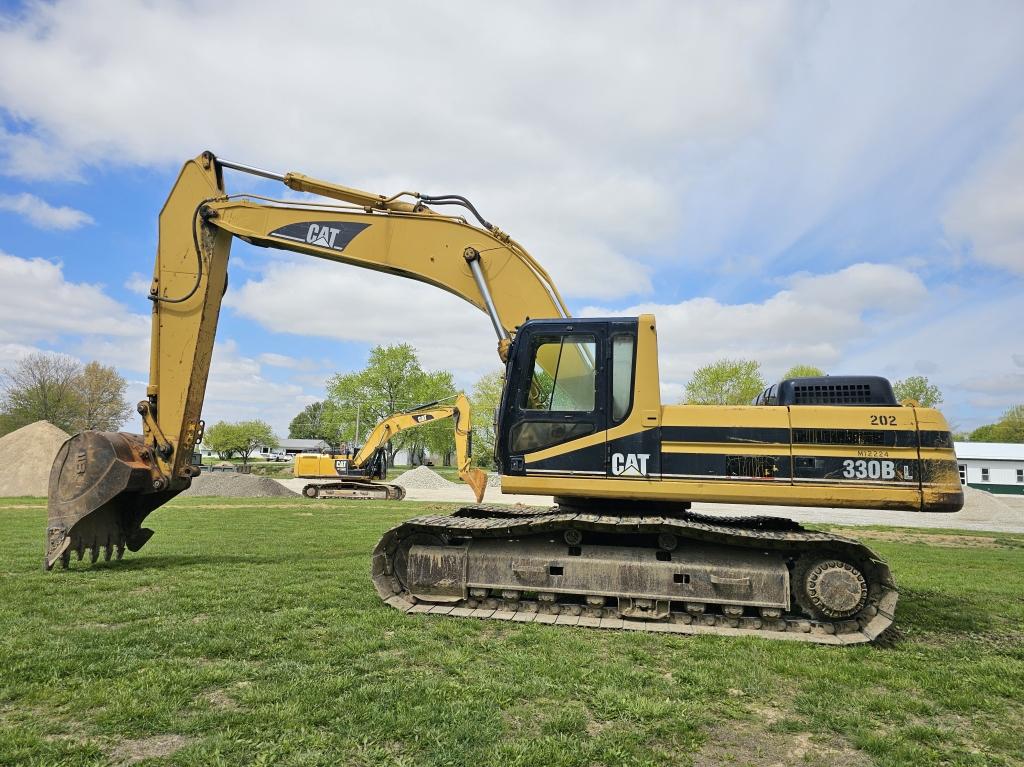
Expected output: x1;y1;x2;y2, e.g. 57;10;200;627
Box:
293;393;486;501
45;152;963;644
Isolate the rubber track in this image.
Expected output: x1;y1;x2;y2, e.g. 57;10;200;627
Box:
371;505;897;646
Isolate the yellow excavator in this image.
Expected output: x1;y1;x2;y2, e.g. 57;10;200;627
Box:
45;152;963;645
292;393;486;501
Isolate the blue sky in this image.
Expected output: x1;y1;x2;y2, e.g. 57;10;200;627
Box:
0;1;1021;435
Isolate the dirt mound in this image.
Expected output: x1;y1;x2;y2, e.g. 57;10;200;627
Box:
0;421;70;497
182;471;298;498
955;484;1013;520
392;465;456;489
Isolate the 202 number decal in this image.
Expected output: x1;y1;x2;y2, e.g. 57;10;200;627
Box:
842;459;896;480
869;414;898;426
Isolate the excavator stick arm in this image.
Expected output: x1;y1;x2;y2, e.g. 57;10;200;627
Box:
46;154;231;568
348;394;486;502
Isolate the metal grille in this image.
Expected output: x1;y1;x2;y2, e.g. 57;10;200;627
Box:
793;429;889;446
792;382;873;405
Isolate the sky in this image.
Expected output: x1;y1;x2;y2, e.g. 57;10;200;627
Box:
0;0;1021;436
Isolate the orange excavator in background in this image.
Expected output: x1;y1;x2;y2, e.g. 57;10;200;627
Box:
45;152;962;644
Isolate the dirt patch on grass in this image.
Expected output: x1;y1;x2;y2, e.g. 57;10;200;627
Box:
694;711;872;767
108;734;191;765
174;502;310;510
192;679;252;711
854;530;1007;548
201;684;237;708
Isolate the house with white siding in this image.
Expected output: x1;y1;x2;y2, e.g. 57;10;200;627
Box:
954;442;1024;495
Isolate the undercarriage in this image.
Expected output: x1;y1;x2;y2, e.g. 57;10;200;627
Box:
302;480;406;501
372;504;896;645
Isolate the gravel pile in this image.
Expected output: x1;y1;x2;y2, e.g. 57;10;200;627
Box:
0;421;70;496
486;472;502;487
182;471;298;497
392;465;457;489
957;485;1013;520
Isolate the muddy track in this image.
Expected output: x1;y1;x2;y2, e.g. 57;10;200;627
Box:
372;504;897;646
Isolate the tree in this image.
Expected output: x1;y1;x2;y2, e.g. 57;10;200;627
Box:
470;370;505;468
969;405;1024;443
892;375;943;407
684;359;765;405
203;421;240;459
413;370;458;466
782;364;825;379
233;420;278;466
288;400;346;447
203;420;278;464
0;354;134;436
72;361;133;431
327;344;455;466
0;353;84;434
997;405;1024;443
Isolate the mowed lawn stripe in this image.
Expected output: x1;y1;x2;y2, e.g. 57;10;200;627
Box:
1;497;1022;766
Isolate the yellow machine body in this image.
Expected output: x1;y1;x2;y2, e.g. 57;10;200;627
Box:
44;152;963;644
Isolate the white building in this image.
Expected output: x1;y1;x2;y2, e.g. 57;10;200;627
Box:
954;441;1024;495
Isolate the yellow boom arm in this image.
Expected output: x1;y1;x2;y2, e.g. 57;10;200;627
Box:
45;152;558;567
352;394;486;501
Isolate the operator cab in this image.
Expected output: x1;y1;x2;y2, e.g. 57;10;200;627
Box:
752;376;897;407
495;317;640;475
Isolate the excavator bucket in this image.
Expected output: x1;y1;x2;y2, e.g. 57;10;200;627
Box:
45;431;181;570
459;467;488;504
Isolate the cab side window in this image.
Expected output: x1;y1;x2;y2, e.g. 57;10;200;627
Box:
611;334;635;422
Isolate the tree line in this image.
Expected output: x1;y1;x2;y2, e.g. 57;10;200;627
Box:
0;353;132;435
683;359;944;408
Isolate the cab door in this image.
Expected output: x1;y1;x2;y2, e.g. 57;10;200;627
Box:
604;319;660;479
498;321;608;477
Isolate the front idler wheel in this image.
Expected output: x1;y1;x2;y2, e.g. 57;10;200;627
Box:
797;558;868;619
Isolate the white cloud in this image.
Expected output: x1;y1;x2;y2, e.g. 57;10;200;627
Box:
0;0;815;300
204;339;317;434
0;252;323;434
584;263;928;392
258;352;316;371
124;272;151;294
0;251;148;344
943;115;1024;274
0;341;49;371
224;257;502;385
0;192;93;230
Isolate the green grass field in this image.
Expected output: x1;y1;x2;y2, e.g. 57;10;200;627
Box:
1;497;1022;766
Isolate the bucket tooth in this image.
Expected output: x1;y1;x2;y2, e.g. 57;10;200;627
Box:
104;542;113;561
45;431;185;569
126;528;155;552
